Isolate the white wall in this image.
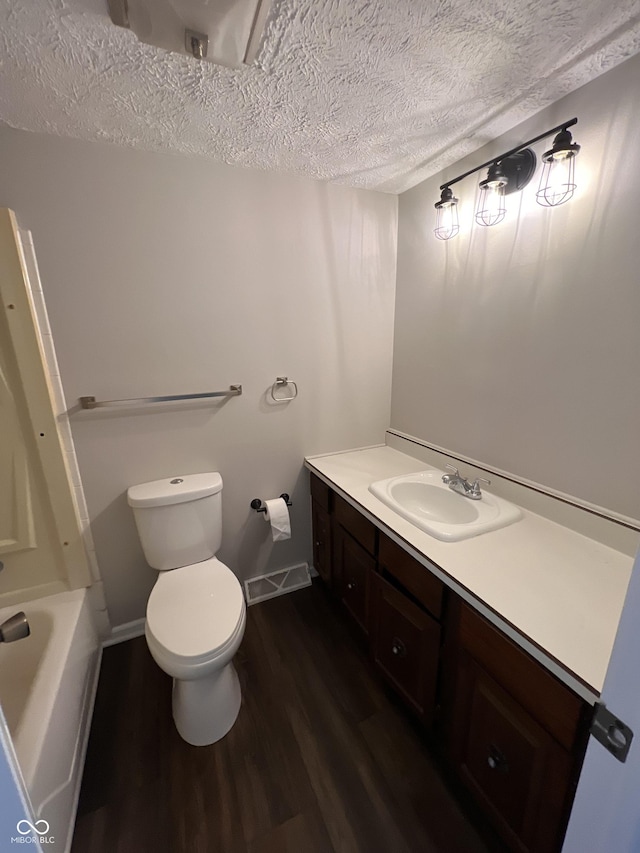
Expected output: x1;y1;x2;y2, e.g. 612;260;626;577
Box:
0;128;397;626
392;53;640;520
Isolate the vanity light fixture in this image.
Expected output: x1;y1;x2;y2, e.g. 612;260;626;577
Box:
434;187;459;240
536;127;581;207
475;161;508;227
435;118;580;240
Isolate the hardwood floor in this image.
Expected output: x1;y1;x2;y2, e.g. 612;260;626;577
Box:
72;582;507;853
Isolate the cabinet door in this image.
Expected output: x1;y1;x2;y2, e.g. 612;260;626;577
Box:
334;525;374;636
311;499;332;585
371;574;441;722
452;657;574;853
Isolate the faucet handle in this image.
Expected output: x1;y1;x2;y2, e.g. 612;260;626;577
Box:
471;476;491;491
442;463;459;484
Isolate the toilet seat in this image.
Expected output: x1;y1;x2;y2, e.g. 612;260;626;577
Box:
146;557;245;665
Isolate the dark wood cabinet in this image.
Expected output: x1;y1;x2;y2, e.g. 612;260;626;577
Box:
307;473;589;853
453;659;575;853
371;572;441;722
310;473;333;586
378;532;444;619
446;601;588;853
333;493;377;556
333;523;375;636
311;499;332;585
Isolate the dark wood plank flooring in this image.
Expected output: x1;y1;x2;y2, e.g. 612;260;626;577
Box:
72;582;507;853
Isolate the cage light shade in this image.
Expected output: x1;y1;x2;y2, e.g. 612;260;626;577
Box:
536;128;580;207
475;162;507;227
434;187;459;240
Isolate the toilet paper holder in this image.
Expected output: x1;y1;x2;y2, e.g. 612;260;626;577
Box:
250;494;292;513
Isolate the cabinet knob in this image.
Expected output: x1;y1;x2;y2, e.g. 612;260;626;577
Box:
487;744;508;773
391;637;407;658
346;581;356;591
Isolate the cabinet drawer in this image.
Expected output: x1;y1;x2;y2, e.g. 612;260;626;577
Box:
310;472;332;512
334;493;377;556
379;533;444;619
371;574;441;721
335;526;374;636
457;602;585;752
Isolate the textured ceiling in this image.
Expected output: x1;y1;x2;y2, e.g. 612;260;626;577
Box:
1;0;640;193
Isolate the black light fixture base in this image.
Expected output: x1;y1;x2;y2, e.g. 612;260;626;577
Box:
500;148;537;195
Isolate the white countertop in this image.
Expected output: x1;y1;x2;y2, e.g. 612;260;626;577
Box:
306;445;636;701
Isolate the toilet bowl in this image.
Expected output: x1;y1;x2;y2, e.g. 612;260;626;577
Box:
145;557;246;745
127;473;247;746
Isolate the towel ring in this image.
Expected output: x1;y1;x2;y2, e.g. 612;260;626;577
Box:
270;377;298;402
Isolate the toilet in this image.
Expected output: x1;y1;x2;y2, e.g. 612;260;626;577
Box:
127;473;246;746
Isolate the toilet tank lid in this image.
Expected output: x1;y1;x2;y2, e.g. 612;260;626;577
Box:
127;473;222;508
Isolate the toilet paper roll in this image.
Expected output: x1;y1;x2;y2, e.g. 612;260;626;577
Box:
263;497;291;542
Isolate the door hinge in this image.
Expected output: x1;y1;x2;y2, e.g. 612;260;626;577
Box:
590;702;634;763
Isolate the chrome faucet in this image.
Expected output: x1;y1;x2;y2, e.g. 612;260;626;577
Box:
0;612;30;643
441;465;491;501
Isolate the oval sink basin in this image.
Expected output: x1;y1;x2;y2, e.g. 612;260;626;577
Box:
369;469;522;541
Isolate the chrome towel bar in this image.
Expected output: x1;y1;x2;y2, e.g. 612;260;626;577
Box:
79;385;242;410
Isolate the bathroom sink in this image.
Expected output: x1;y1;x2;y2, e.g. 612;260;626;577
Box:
369;469;522;542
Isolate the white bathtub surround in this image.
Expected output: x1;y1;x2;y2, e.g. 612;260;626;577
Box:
14;225;112;639
0;589;101;853
306;443;637;701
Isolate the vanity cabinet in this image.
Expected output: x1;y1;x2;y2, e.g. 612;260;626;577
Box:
307;472;590;853
373;533;444;722
310;474;332;585
445;600;588;853
370;573;441;721
333;523;375;636
332;492;377;637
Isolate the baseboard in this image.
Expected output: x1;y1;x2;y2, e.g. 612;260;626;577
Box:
103;617;145;647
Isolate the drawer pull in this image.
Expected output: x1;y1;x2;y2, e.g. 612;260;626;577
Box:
391;637;407;658
346;581;356;591
487;744;509;773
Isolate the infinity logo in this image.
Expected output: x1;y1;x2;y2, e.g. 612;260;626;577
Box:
16;820;50;836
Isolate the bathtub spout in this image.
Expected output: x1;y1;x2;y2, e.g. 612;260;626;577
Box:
0;612;30;643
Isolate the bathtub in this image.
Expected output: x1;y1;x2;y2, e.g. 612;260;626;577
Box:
0;589;101;852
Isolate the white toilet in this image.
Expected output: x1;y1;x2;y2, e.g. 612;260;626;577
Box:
127;473;246;746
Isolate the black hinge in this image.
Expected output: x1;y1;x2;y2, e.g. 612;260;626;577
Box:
590;702;634;763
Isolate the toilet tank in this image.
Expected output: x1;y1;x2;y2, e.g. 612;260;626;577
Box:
127;473;223;571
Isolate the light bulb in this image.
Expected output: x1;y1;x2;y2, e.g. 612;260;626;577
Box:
434;187;459;240
536;128;580;207
475;163;507;227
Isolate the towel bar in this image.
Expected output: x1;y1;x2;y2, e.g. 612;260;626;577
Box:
79;385;242;410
